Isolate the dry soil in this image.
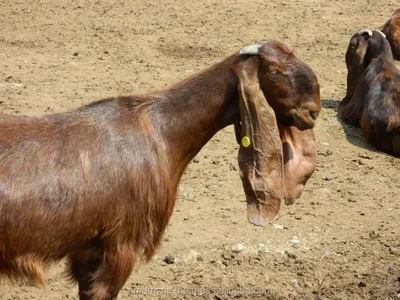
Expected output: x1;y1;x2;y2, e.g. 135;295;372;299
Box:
0;0;399;299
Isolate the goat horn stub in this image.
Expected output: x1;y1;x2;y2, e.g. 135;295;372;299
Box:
239;43;265;55
234;59;284;226
375;30;386;38
358;29;373;37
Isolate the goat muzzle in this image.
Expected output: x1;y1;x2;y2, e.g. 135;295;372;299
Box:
290;106;319;130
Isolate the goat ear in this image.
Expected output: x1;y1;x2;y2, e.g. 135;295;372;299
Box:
354;38;368;66
343;33;370;103
354;29;372;67
347;33;369;69
233;60;284;226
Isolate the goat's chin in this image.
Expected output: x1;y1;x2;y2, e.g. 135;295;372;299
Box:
284;188;304;205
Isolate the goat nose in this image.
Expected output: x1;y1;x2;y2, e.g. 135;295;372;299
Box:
309;111;319;121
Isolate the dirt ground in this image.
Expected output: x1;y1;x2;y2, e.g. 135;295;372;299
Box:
1;0;400;299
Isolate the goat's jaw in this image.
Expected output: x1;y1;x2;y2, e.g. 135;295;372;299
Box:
284;187;304;205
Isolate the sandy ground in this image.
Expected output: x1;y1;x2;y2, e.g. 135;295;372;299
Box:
1;0;400;299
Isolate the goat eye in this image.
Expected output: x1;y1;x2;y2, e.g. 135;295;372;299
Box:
270;69;278;75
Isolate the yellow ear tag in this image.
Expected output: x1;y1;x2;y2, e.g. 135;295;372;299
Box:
241;136;251;147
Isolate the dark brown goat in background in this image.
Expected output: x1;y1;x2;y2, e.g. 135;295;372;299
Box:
0;41;320;299
382;8;400;60
339;29;400;156
340;29;393;107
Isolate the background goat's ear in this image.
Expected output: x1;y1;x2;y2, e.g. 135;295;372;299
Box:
352;37;369;67
233;60;284;226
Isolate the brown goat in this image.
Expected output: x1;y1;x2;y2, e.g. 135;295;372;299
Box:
382;8;400;60
339;29;400;156
0;40;320;299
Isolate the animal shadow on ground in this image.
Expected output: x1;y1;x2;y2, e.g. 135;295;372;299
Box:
322;99;382;155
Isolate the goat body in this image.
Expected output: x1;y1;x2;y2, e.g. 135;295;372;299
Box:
0;98;175;298
382;8;400;60
0;40;320;299
342;56;400;155
340;29;400;156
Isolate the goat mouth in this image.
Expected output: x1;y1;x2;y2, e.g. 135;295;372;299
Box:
291;110;316;130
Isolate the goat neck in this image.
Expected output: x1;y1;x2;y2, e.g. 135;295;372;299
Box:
151;55;239;182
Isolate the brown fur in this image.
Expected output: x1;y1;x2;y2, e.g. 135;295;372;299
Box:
359;56;400;155
0;40;320;299
382;8;400;60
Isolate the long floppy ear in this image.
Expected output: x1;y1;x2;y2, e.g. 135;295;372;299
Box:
340;55;374;124
233;53;284;226
233;42;265;145
354;31;370;66
343;31;370;105
345;30;372;71
278;125;317;205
